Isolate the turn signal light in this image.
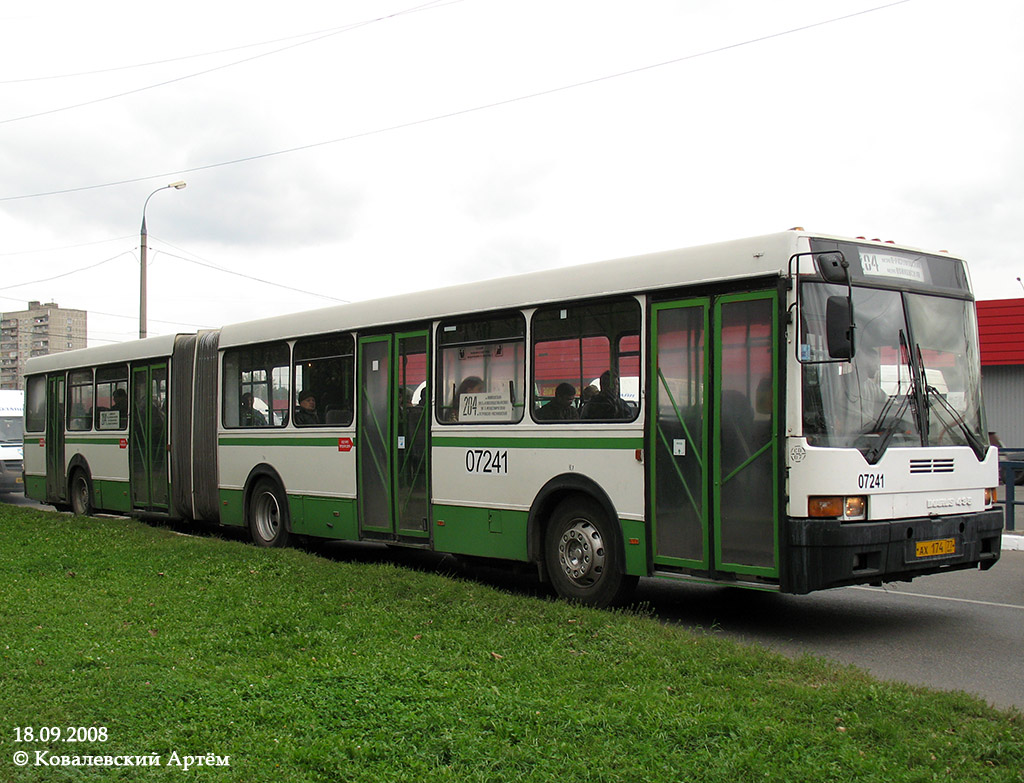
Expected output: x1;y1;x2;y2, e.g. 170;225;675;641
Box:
809;497;844;518
985;487;997;506
809;495;867;520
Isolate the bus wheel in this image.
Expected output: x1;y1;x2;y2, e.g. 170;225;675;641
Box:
544;496;636;608
248;479;291;548
69;469;93;516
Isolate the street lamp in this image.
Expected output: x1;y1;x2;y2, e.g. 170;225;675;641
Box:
140;180;186;339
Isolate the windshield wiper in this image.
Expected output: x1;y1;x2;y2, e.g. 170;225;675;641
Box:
862;329;920;464
863;390;914;464
915;342;987;460
922;382;988;459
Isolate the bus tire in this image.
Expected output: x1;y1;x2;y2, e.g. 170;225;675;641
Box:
544;495;636;608
248;478;291;548
69;469;93;517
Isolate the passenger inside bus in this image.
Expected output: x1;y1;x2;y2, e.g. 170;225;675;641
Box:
294;390;319;426
112;388;128;428
449;376;485;422
536;382;579;421
241;393;267;426
581;370;629;420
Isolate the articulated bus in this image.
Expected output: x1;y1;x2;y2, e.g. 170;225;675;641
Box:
23;230;1003;606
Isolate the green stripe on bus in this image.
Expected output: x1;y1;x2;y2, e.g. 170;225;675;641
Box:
65;437;124;445
219;436;346;447
432;436;643;450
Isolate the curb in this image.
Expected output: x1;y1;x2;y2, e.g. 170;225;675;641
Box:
1003;533;1024;552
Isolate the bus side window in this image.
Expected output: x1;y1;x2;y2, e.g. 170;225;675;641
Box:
436;313;526;425
531;297;641;423
95;364;129;430
67;369;94;431
222;343;290;428
25;375;46;432
293;333;354;428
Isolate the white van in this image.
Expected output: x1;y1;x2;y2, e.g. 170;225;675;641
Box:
0;389;24;493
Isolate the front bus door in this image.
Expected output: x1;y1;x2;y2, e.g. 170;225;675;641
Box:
651;291;779;580
357;330;430;541
130;363;169;510
45;373;66;503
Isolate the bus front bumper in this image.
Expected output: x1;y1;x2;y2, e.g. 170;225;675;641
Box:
783;509;1003;594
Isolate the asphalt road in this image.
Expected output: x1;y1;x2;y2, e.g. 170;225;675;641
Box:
635;551;1024;712
4;491;1022;710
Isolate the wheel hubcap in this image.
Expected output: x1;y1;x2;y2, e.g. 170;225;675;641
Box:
558;519;606;587
254;491;280;542
74;478;87;512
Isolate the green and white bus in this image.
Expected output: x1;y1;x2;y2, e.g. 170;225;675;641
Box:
22;230;1003;606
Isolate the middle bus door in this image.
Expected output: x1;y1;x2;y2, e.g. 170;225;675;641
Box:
650;292;779;580
357;331;430;541
130;363;169;511
45;373;67;503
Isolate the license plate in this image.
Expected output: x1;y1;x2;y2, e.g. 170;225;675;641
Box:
915;538;956;558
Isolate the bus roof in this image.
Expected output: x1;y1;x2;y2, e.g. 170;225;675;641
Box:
20;230;968;372
219;231;809;348
23;333;185;376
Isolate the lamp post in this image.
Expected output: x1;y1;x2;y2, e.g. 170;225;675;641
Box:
140;180;186;339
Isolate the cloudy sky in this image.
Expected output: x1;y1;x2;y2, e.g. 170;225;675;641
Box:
2;0;1022;346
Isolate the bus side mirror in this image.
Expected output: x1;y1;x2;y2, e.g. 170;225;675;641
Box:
816;252;849;284
826;296;855;359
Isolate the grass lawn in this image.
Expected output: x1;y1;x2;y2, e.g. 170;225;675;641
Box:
1;505;1021;782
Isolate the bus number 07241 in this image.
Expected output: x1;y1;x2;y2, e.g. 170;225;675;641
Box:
465;449;509;475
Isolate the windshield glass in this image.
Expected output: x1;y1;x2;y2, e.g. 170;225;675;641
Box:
801;283;985;459
0;416;24;443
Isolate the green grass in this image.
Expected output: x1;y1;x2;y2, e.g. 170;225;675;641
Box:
0;505;1021;782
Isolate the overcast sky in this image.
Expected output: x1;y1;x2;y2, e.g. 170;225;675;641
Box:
2;0;1022;346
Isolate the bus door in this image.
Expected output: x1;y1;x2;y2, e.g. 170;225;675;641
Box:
357;330;430;540
45;374;66;502
130;363;169;510
650;292;779;579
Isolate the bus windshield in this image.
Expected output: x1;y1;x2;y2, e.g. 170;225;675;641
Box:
801;283;986;462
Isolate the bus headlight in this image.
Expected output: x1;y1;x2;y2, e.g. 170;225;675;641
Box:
809;495;867;520
845;496;867;519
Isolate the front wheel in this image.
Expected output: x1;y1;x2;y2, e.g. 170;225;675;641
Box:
248;478;291;548
69;469;93;516
544;496;637;608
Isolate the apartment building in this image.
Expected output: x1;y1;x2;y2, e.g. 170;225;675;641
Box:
1;301;87;390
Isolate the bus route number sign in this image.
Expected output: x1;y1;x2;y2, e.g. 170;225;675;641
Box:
465;449;509;475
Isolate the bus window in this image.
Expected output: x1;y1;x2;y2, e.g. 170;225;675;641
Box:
25;376;46;432
437;313;525;424
223;343;290;428
95;364;129;430
293;333;354;427
67;369;94;431
531;298;641;423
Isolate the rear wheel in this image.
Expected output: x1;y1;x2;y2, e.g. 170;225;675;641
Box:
248;478;291;547
69;469;93;516
544;496;637;608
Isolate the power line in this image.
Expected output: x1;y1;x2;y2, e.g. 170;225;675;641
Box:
0;0;912;203
151;248;349;304
0;15;403;84
0;235;136;257
0;252;135;291
0;0;454;126
0;294;211;330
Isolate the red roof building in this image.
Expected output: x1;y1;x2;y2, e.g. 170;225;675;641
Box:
976;298;1024;448
977;298;1024;366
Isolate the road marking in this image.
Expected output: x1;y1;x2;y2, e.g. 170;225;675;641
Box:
850;586;1024;611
